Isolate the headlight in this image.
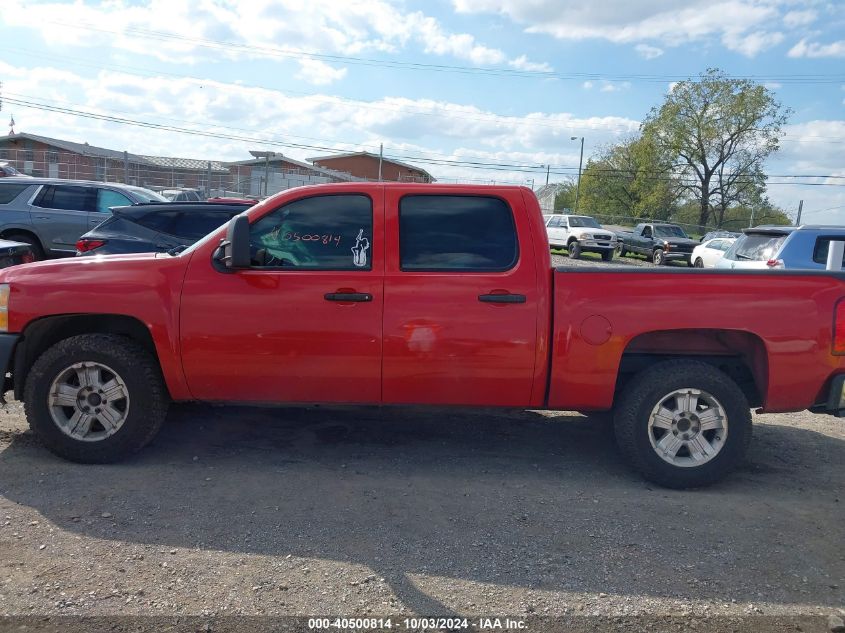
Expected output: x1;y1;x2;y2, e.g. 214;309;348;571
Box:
0;284;9;332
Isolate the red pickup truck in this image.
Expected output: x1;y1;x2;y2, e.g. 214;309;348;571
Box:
0;183;843;487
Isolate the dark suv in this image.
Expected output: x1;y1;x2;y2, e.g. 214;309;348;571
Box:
76;201;253;256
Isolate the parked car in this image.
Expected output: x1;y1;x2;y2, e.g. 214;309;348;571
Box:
0;162;30;178
717;225;845;270
76;201;253;256
0;238;35;268
700;230;741;243
161;188;203;202
1;183;844;490
544;214;617;260
0;178;166;259
691;237;737;268
616;222;697;265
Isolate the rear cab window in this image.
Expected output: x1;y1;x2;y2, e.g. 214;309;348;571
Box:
812;236;845;266
398;195;518;271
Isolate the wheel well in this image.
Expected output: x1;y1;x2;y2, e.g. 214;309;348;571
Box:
567;236;578;244
0;229;43;248
13;314;159;400
617;329;768;407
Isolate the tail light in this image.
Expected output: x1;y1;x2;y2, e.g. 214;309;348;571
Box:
834;300;845;355
76;239;106;253
766;259;784;269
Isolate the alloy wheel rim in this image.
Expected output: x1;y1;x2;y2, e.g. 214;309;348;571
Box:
647;388;728;467
47;362;130;442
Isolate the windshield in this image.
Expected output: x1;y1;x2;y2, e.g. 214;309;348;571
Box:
125;186;168;202
653;225;688;238
568;216;601;228
729;233;789;261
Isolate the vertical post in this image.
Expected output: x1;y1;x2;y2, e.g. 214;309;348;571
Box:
545;164;550;186
378;143;383;181
827;241;844;271
264;156;270;196
749;205;755;229
123;151;129;184
207;161;212;198
796;199;803;226
574;137;584;214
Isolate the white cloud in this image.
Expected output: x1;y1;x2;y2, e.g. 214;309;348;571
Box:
600;81;632;92
764;81;782;89
582;81;594;90
508;55;554;72
788;38;845;58
635;43;664;59
294;59;348;86
722;29;784;57
0;0;551;73
783;9;817;28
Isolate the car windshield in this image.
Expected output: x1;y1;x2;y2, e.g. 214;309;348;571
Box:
568;216;601;228
654;225;688;238
125;186;168;202
730;233;789;260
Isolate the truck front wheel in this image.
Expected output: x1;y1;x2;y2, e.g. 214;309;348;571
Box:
613;360;752;488
653;249;666;265
23;334;169;463
568;241;581;259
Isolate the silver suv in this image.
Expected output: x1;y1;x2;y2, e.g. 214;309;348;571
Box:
716;225;845;270
0;178;165;259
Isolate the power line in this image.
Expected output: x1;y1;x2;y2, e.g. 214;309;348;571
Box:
6;95;845;188
44;21;845;85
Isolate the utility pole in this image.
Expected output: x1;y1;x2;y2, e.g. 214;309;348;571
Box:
123;151;129;185
545;164;550;186
796;199;803;226
378;143;383;181
264;156;269;196
749;205;755;228
571;136;584;214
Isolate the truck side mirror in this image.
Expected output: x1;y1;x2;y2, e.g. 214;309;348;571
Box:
219;215;251;269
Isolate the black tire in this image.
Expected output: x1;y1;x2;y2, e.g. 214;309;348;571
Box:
601;249;614;262
613;360;752;489
617;245;627;257
693;257;704;268
23;334;169;463
568;240;581;259
653;248;666;265
5;232;45;261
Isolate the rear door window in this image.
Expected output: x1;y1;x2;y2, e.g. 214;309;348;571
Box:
812;237;845;265
33;185;94;212
732;234;788;261
0;183;32;204
399;195;518;271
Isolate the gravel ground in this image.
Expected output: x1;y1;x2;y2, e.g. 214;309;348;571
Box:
0;395;843;631
550;249;684;268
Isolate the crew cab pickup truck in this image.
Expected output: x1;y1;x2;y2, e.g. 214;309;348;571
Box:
0;183;843;488
616;222;698;265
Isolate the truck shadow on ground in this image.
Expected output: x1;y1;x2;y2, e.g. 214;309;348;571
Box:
1;404;844;615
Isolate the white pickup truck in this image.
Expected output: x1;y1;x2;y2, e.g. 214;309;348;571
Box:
544;214;618;260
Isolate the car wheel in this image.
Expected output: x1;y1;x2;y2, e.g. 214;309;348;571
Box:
5;232;45;261
617;244;627;257
693;258;704;268
568;241;581;259
24;334;169;463
613;360;752;488
653;249;666;265
601;250;614;262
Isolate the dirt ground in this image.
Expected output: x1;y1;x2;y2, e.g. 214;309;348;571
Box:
1;397;844;632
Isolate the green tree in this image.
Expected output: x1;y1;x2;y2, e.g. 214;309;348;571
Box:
552;180;577;211
642;68;790;229
578;135;680;220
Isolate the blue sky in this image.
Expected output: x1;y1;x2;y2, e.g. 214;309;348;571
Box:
1;0;844;222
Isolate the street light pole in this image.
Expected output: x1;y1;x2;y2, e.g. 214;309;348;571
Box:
571;136;584;214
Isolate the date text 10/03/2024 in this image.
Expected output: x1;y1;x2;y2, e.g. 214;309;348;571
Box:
307;617;527;630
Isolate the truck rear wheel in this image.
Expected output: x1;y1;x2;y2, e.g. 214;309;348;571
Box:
23;334;169;463
613;360;752;488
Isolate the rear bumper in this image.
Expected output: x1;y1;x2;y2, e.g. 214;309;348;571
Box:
810;375;845;417
0;333;19;398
